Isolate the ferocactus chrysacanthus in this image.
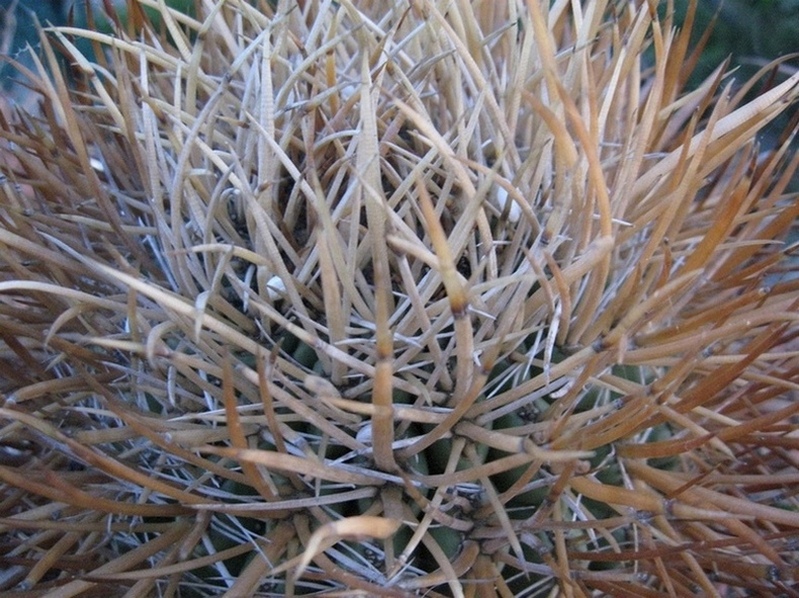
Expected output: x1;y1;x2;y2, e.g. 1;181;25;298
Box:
1;1;798;596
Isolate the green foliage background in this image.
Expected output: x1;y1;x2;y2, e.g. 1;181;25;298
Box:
669;0;798;183
673;0;798;84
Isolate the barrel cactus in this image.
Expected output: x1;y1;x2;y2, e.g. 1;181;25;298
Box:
1;1;798;596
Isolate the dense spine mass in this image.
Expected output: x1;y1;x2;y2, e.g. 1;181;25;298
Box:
0;1;798;596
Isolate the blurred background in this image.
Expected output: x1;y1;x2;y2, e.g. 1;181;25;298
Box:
671;0;798;84
0;0;191;108
2;0;797;102
673;0;798;158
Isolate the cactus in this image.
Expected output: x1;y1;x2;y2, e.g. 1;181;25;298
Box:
1;1;798;596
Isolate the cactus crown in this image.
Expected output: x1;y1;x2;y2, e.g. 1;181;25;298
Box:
1;1;798;596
